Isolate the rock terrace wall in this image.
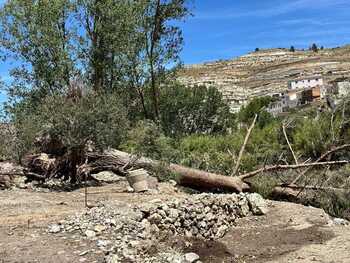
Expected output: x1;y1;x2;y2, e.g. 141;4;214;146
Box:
139;193;256;240
54;193;267;262
178;47;350;112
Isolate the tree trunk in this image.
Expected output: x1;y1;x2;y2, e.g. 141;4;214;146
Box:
101;149;250;192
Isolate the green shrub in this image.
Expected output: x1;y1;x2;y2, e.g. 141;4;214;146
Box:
177;122;282;175
158;83;235;136
178;134;238;175
292;114;340;158
8;91;129;160
238;97;274;128
121;120;178;161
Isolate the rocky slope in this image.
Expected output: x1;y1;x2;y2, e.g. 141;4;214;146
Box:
178;45;350;112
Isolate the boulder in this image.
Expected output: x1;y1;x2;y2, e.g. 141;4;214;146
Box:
184;252;200;263
246;193;269;215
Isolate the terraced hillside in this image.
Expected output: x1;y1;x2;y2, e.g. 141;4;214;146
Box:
178;45;350;112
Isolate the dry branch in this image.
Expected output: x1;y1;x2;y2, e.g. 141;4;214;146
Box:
291;144;350;185
232;114;257;176
278;184;349;192
239;160;349;180
282;123;298;165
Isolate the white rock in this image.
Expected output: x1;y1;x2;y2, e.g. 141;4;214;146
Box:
184;252;200;263
84;230;96;238
169;180;177;186
126;186;134;193
94;224;107;232
333;218;349;225
48;224;61;233
96;240;110;247
246;193;269;215
105;254;120;263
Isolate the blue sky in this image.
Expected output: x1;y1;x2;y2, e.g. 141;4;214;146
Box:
1;0;350;103
181;0;350;64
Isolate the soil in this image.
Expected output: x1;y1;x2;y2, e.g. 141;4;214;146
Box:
0;184;349;263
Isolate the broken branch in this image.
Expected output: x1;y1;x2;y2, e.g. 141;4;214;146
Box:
232;114;257;176
239;160;349;180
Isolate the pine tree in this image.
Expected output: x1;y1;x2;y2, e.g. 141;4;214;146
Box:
311;43;318;52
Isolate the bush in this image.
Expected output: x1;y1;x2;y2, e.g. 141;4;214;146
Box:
176;122;282;175
0;123;17;161
178;134;237;175
8;91;129;160
121;120;178;161
292;114;341;158
238;97;274;128
158;83;235;137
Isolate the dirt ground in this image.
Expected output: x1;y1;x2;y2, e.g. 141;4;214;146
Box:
0;184;349;263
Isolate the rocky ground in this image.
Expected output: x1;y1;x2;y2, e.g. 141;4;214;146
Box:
0;175;349;263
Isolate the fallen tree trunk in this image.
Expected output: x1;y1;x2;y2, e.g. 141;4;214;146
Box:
100;149;251;192
21;147;350;193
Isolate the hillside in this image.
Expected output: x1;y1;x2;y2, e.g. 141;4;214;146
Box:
178;45;350;112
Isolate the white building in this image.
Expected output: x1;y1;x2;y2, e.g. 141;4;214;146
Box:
288;77;323;90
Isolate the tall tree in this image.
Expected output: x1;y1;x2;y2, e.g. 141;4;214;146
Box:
74;0;137;91
0;0;75;98
141;0;190;120
0;0;191;119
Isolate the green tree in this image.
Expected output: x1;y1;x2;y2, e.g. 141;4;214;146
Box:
238;97;274;128
290;46;295;52
0;0;75;98
158;84;235;136
311;43;318;52
8;90;129;162
0;0;191;120
141;0;191;120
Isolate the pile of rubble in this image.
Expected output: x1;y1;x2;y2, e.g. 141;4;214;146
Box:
51;193;268;262
140;193;268;239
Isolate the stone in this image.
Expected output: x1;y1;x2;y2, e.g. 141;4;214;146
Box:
126;186;134;193
84;230;96;238
333;218;349;226
169;180;177;186
184;252;200;263
148;213;162;224
48;224;61;233
96;240;110;247
105;254;120;263
216;225;228;238
246;193;269;215
93;171;123;182
94;224;107;233
110;219;117;226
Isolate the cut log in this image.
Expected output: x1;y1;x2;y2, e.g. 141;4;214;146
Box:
126;169;157;192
